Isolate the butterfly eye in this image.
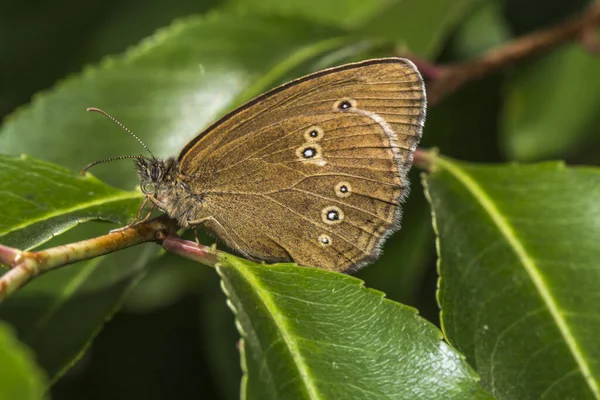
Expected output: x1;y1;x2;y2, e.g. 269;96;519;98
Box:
150;165;161;181
141;182;156;194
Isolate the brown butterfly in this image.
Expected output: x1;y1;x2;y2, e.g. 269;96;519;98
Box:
84;58;426;273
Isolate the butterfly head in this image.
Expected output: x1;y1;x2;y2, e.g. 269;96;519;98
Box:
136;156;178;203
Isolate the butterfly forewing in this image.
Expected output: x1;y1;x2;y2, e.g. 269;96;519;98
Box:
178;58;426;272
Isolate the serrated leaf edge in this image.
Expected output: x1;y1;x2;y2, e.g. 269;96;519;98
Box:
420;171;446;332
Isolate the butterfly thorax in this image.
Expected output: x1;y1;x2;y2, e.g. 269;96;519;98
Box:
136;156;207;228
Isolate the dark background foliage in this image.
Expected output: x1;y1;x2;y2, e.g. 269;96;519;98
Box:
1;0;598;399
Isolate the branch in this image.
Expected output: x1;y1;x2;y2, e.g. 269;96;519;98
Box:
418;1;600;105
0;216;217;302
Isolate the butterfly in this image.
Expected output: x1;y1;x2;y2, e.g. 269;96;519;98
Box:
84;58;426;273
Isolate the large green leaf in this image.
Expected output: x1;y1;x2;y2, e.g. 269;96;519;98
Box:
501;44;600;161
203;181;435;400
0;322;48;400
218;256;493;400
425;156;600;399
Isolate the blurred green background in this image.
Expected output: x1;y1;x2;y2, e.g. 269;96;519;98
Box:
1;0;598;398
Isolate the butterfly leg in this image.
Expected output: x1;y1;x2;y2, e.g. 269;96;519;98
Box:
187;216;253;259
110;198;154;233
135;202;156;225
186;216;215;248
193;228;200;246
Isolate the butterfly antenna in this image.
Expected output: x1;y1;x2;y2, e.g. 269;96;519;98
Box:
87;107;155;158
80;155;142;175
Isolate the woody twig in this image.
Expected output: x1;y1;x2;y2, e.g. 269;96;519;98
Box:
417;1;600;105
0;216;217;303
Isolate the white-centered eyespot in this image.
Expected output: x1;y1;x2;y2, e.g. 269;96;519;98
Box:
296;143;326;165
335;181;352;198
318;234;332;247
303;147;316;158
321;206;344;225
304;126;324;141
333;98;357;111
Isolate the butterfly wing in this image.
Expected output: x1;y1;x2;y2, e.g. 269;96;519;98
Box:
178;58;426;272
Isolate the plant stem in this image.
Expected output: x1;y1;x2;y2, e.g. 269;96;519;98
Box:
413;148;439;172
161;233;219;266
0;216;179;302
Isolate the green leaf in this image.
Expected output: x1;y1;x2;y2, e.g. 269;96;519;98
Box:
218;256;492;399
501;44;600;161
0;155;157;382
224;0;478;56
425;156;600;399
0;154;140;249
0;321;48;399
